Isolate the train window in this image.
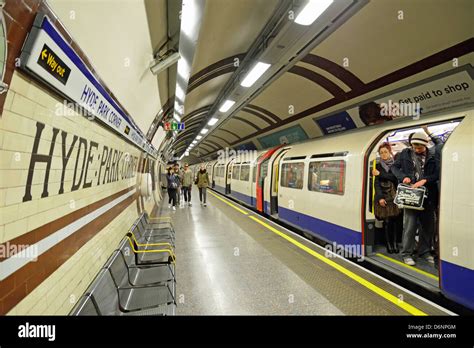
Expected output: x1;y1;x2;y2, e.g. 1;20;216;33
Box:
308;161;345;195
280;162;305;189
240;165;250;181
232;165;241;180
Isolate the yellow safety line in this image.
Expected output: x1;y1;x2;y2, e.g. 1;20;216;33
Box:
208;190;249;215
376;253;439;281
248;216;427;316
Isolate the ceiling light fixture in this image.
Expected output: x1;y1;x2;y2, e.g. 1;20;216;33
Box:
219;100;235;113
200;128;209;134
175;85;185;100
240;62;271;87
295;0;333;26
196;135;202;140
208;117;219;126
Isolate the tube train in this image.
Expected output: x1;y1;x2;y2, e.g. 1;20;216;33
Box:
189;107;474;310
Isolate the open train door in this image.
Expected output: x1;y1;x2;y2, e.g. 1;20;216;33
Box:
362;118;462;288
225;158;235;194
256;145;286;213
269;147;290;215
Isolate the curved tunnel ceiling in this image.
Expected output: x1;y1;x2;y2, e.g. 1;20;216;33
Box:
149;0;473;161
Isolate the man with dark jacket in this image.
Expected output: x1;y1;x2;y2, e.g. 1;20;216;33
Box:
391;131;439;266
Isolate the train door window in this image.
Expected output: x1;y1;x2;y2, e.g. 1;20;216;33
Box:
240;165;250;181
280;162;305;189
252;163;257;183
308;161;345;195
227;163;234;180
259;160;269;181
232;165;241;180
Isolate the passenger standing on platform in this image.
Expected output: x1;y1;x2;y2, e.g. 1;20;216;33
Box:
196;165;210;207
166;167;179;211
392;131;439;266
173;163;181;206
373;143;401;254
182;163;193;206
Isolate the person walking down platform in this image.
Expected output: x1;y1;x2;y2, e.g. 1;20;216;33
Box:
196;165;210;207
166;167;180;211
182;163;193;206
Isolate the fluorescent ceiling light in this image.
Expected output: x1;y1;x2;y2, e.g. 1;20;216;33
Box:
240;62;271;87
196;135;202;140
175;85;185;100
192;140;197;144
295;0;333;26
219;100;235;113
184;151;189;156
208;117;218;126
177;57;190;79
200;128;209;134
181;0;199;38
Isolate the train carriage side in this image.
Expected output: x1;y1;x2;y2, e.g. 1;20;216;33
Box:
227;152;264;207
274;108;473;309
276;134;367;250
437;113;474;309
213;161;227;194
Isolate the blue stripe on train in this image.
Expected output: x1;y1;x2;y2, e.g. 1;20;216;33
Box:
230;190;254;206
278;206;362;248
440;260;474;310
214;184;226;194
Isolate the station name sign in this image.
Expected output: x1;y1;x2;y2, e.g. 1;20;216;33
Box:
19;14;157;157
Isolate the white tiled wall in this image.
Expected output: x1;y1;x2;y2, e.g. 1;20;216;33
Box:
0;71;146;314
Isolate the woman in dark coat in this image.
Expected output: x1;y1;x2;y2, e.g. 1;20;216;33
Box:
373;143;402;253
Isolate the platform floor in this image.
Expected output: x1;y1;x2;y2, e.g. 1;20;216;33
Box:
156;189;453;316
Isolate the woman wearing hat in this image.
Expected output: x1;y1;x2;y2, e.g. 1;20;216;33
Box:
391;130;440;266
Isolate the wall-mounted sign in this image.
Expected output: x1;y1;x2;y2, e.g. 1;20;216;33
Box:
351;67;473;127
19;14;157;157
315;111;357;135
234;142;257;151
258;125;308;148
36;43;71;85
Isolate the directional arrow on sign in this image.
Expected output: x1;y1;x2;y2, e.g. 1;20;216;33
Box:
41;49;47;60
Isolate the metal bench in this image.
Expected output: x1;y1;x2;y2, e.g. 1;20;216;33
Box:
70;212;177;316
71;269;172;316
117;238;176;283
136;215;175;244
